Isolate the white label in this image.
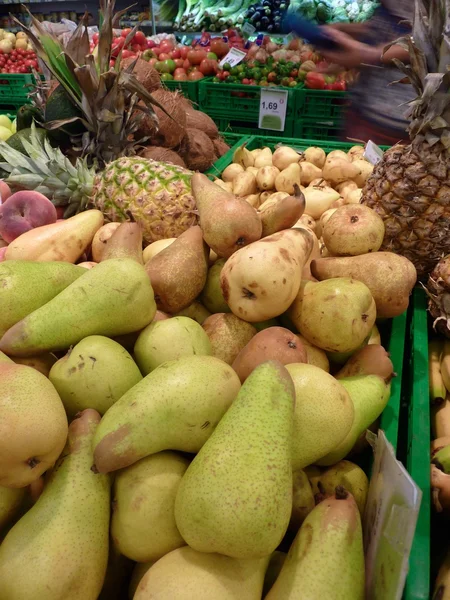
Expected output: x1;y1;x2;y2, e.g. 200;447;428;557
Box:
259;88;288;132
363;430;422;600
219;47;247;68
364;140;384;165
242;22;256;36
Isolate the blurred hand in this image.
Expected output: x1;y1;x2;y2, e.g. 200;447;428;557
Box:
320;27;379;69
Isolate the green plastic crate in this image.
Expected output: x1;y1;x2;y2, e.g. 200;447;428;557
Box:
0;73;37;106
294;118;344;141
212;117;294;138
402;288;430;600
206;133;252;177
296;88;349;120
163;79;200;103
0;109;16;120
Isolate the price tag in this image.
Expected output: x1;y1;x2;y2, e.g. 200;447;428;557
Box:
363;430;422;600
259;88;289;132
364;140;384;165
242;22;256;37
219;47;247;68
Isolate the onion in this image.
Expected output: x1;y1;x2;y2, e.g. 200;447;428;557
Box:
0;40;13;53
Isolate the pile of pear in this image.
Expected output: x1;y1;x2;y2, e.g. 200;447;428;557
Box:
0;152;418;599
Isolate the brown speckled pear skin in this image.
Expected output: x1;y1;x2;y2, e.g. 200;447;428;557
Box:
0;362;68;488
0;258;156;357
174;361;295;559
265;490;364;600
0;409;110;600
93;355;241;474
134;545;270;600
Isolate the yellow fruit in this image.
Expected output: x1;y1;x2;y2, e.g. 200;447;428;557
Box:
0;126;12;141
0;115;11;130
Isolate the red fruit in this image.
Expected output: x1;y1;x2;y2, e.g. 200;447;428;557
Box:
0;181;11;204
133;31;147;46
92;33;99;44
183;58;191;70
305;71;326;90
0;191;57;244
121;28;133;38
152;47;162;57
188;70;204;81
131;44;141;53
148;58;158;67
158;52;170;61
242;78;250;84
160;40;174;53
121;49;135;59
173;58;184;68
110;59;116;68
148;39;156;48
174;71;188;81
199;59;215;75
210;39;230;58
173;67;187;77
170;48;181;59
187;49;207;65
180;46;190;60
55;206;65;219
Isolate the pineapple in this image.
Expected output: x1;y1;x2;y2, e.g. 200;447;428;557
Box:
425;255;450;337
0;128;197;244
362;0;450;280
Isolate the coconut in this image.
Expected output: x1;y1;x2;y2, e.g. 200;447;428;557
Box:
212;136;230;158
185;108;218;139
138;89;186;149
139;146;187;168
121;57;161;93
180;128;215;172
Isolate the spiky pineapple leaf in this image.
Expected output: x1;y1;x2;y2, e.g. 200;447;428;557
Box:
65;12;91;66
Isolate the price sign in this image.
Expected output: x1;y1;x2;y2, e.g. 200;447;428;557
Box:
259;88;289;132
363;430;422;600
219;47;247;68
242;22;256;37
364;140;384;165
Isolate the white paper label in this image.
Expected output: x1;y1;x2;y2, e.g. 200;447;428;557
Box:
363;430;422;600
242;22;256;36
219;47;247;68
364;140;384;165
259;88;288;132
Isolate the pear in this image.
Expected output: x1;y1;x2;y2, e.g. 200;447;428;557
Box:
318;460;369;516
146;225;209;313
256;165;279;190
304;465;323;495
220;227;313;322
233;144;254;168
272;146;300;171
369;324;381;345
311;252;417;318
175;300;211;324
0;350;13;363
265;488;365;600
93;355;241;473
233;171;257;196
322;205;385;256
275;162;301;194
200;258;231;313
111;451;190;562
134;546;269;600
0;260;84;338
49;336;143;417
254;146;273;168
295;333;330;371
13;353;57;377
203;313;257;365
0;486;26;531
290;469;315;530
5;209;104;262
335;344;394;382
129;562;155;600
222;163;244;182
175;361;294;558
0;409;110;600
0;363;68;488
134;316;212;375
143;238;176;263
285;363;355;470
303;146;326;169
258;184;305;237
288;278;376;353
191;174;262;258
232;326;307;383
91;222;121;262
101;221;144;263
317;375;390;466
0;258;156;357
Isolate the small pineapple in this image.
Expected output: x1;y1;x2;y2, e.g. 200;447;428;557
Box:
362;0;450;280
425;255;450;338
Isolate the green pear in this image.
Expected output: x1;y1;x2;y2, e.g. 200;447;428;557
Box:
174;301;211;324
134;317;212;375
265;488;365;600
0;260;84;338
0;363;68;488
290;469;315;530
287;278;376;353
0;350;13;363
200;259;230;313
304;465;323;495
134;546;270;600
174;361;294;558
0;486;26;531
263;552;287;598
335;344;394;382
49;336;143;417
285;363;355;470
203;313;257;365
0;409;110;600
0;258;156;357
318;460;369;516
317;375;390;466
93;355;241;474
101;221;144;263
111;451;189;562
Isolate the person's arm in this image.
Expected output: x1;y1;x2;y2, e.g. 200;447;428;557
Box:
327;21;370;40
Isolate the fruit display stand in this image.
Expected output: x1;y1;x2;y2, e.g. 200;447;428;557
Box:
0;73;36;112
162;78;202;104
293;88;349;141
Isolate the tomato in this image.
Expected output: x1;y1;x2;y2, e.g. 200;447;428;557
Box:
242;78;250;84
131;44;141;53
162;59;176;73
188;70;204;81
133;31;147;46
152;47;162;57
160;72;173;81
170;48;181;59
148;58;158;67
174;71;188;81
179;46;190;60
173;58;184;68
206;52;217;60
305;71;326;90
92;33;99;45
147;39;156;49
109;59;116;68
158;52;170;61
182;58;191;70
121;28;133;38
199;59;216;76
159;40;174;53
210;39;229;58
121;49;135;59
187;49;206;65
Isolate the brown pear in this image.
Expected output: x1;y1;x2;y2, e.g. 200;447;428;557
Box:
232;327;308;383
258;185;305;237
146;226;209;314
191;173;262;258
203;313;257;365
311;252;417;318
101;222;144;264
335;344;394;382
